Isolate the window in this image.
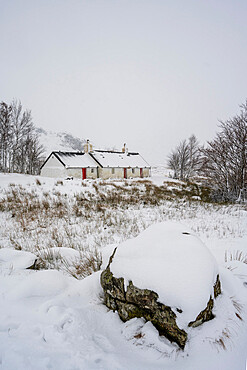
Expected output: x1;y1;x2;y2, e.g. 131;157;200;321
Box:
132;168;135;174
112;168;115;174
91;168;94;173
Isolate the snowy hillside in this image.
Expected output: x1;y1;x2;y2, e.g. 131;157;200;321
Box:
35;127;87;157
0;173;247;369
36;128;124;159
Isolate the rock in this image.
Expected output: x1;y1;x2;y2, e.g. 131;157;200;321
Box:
189;274;221;328
126;281;158;309
101;264;187;349
100;222;222;349
188;296;214;328
101;261;221;349
214;274;221;298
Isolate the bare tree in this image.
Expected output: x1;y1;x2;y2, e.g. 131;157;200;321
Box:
0;99;44;175
201;101;247;202
167;150;180;179
0;102;12;171
167;135;202;181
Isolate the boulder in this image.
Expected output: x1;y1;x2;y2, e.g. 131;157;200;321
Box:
101;222;221;349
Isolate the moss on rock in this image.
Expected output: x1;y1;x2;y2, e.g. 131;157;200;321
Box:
100;248;221;350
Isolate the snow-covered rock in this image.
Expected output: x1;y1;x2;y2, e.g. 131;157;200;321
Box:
101;222;221;348
0;248;37;270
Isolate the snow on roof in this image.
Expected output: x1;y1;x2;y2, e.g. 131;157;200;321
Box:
55;152;98;168
110;221;218;328
91;150;150;168
47;150;150;168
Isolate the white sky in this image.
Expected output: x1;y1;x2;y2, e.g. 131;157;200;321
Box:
1;0;247;164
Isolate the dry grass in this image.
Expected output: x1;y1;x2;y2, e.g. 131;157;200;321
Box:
55;180;64;186
35;247;64;270
209;327;233;352
133;332;145;340
213;336;227;351
61;249;102;279
209;296;245;352
231;297;244;321
225;250;247;264
0;180;245;278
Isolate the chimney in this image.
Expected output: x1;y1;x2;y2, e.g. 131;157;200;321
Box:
122;143;126;153
84;139;89;153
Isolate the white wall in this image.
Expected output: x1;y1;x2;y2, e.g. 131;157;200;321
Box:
67;168;82;179
41;155;151;180
98;167;123;180
68;168;97;179
86;168;98;179
98;167;150;180
40;155;66;178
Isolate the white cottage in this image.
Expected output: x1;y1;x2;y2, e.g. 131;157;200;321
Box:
40;142;151;180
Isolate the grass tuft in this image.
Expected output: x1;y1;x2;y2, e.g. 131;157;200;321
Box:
225;250;247;264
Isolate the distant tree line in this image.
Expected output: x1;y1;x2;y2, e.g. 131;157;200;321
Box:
168;100;247;202
0;100;44;175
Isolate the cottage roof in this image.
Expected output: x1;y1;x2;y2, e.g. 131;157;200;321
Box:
40;152;98;169
41;150;150;169
91;150;150;168
56;152;99;168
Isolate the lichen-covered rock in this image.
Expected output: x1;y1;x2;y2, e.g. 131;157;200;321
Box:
101;253;221;349
126;281;158;309
189;274;221;328
100;222;222;349
101;265;188;348
214;274;221;298
188;296;214;328
100;267;125;304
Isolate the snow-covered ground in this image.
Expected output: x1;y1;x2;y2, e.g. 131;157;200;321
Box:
0;172;247;369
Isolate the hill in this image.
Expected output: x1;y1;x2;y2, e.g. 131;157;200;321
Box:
35;127;87;157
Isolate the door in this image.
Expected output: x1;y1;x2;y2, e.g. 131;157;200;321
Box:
82;168;86;180
140;168;143;178
124;168;127;179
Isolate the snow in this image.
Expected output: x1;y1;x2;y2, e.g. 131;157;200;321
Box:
8;270;73;300
36;129;85;157
110;222;218;327
0;172;247;369
0;248;36;270
91;151;150;168
55;152;98;168
46;247;80;262
0;250;246;370
0;173;44;189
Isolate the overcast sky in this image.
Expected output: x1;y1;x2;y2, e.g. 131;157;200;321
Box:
1;0;247;164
